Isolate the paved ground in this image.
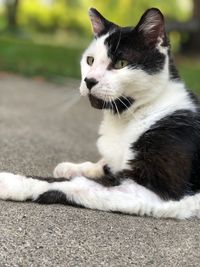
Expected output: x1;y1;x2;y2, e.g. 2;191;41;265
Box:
0;74;199;267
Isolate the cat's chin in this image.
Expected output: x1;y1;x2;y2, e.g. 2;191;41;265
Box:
88;94;105;109
88;94;134;113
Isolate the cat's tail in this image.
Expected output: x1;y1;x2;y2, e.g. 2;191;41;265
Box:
0;172;199;219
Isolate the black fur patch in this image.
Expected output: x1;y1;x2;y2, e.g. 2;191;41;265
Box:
27;176;68;183
35;190;84;208
88;94;134;113
96;173;121;187
104;27;166;75
103;164;112;175
120;109;200;200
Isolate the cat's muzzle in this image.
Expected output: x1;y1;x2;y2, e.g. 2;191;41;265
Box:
88;94;105;109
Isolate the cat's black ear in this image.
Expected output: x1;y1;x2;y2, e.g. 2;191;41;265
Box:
89;8;118;37
136;8;167;47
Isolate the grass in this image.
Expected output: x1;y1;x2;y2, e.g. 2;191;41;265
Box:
0;36;83;80
0;36;199;93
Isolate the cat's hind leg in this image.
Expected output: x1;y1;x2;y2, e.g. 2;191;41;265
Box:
0;171;156;211
0;172;152;211
53;159;107;180
0;172;199;219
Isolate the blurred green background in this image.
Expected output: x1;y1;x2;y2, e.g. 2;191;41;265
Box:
0;0;199;93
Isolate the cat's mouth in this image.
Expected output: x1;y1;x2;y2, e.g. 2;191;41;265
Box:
88;94;134;114
88;94;105;109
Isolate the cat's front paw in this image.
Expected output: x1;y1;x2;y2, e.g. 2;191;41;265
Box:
53;162;81;180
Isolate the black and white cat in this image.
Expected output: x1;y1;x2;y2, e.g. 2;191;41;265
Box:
0;8;200;219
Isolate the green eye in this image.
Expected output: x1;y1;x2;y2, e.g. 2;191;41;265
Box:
87;56;94;66
114;60;128;69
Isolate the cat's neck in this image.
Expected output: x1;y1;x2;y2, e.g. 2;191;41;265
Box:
103;80;196;123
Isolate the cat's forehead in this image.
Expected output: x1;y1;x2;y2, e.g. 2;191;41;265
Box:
86;27;135;57
105;27;134;45
104;27;145;62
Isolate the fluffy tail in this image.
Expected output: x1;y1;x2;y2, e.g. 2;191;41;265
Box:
0;172;199;219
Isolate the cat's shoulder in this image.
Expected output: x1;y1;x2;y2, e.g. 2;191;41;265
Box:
135;108;200;150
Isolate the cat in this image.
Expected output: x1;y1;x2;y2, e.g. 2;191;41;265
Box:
0;7;200;219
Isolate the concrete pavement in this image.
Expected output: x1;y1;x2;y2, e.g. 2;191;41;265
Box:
0;75;199;267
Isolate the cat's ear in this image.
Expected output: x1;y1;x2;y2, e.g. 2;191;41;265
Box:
89;8;118;37
136;8;167;47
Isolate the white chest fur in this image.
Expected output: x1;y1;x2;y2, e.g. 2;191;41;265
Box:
97;110;157;173
97;116;132;173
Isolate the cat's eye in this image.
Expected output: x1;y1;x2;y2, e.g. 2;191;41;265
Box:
87;56;94;66
114;60;129;69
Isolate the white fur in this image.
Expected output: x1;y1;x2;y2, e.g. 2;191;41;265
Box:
0;172;200;219
0;172;51;201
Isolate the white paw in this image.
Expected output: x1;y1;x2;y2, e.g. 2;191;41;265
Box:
53;162;81;179
0;172;24;200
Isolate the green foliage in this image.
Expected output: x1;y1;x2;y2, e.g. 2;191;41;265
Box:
0;0;194;34
0;36;82;79
179;59;200;94
85;0;193;26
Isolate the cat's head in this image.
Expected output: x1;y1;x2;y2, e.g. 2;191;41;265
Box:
80;8;178;114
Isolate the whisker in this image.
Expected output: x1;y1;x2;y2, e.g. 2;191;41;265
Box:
117;97;133;116
111;98;114;116
114;29;122;54
109;96;114;116
104;90;111;110
112;97;121;119
102;91;107;110
102;99;105;110
121;95;133;106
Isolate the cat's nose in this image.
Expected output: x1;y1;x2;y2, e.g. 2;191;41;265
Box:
84;78;98;90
